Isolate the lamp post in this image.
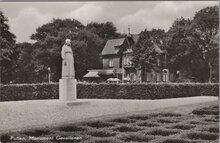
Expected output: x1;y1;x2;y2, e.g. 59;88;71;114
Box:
48;67;51;83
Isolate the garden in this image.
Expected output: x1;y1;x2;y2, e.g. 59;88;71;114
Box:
1;103;219;143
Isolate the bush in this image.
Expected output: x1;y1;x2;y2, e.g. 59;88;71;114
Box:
0;83;218;101
147;128;179;136
0;83;59;101
187;131;219;140
56;124;86;132
85;121;115;128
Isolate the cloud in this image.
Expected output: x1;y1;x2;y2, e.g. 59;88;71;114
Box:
5;1;219;42
9;7;54;43
117;1;218;34
64;3;103;24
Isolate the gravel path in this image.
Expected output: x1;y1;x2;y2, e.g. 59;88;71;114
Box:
0;96;218;134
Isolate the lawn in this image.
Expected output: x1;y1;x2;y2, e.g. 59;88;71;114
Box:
1;104;219;143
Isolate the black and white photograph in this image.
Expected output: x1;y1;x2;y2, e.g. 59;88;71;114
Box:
0;1;219;143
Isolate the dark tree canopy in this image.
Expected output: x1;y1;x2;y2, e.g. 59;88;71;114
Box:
86;21;121;40
132;29;166;70
0;10;16;83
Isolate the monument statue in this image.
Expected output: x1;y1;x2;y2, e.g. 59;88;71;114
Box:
59;39;77;101
61;39;75;78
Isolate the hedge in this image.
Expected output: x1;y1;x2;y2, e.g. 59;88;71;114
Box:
0;83;218;101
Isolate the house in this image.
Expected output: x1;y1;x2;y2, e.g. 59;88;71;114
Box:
83;34;176;82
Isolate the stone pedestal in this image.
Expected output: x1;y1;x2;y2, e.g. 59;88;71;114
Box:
59;78;77;101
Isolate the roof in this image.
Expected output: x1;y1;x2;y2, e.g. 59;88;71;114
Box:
83;71;100;78
101;38;125;55
83;68;122;78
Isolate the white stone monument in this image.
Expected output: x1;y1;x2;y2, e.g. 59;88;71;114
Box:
59;39;77;101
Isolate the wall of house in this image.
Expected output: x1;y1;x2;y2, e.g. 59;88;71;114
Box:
102;56;121;69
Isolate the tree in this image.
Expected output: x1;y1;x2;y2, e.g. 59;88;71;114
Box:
191;6;219;82
166;6;219;82
12;43;36;83
86;22;121;40
30;18;106;81
74;30;104;78
166;17;194;75
132;29;166;81
0;10;16;84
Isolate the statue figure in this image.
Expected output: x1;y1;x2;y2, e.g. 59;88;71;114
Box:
61;39;75;78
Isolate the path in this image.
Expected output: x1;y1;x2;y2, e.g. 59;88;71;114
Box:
0;96;218;134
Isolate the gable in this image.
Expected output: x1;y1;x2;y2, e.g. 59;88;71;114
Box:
101;38;125;55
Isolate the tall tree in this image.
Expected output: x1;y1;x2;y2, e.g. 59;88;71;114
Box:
132;29;166;81
191;6;219;82
86;22;121;40
166;6;219;82
0;10;16;84
12;43;36;83
30;18;106;81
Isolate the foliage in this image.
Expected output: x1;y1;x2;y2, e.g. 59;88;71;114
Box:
0;10;16;83
132;29;166;70
166;6;219;82
6;19;120;83
86;21;121;40
0;83;218;101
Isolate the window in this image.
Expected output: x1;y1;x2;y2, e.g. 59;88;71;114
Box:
108;58;113;67
162;69;169;82
146;72;151;82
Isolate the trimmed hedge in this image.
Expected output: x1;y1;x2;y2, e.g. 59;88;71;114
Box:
0;83;218;101
0;83;59;101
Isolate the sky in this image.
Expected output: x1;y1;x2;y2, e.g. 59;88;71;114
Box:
0;1;218;43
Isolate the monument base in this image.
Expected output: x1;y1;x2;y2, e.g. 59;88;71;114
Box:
59;78;77;101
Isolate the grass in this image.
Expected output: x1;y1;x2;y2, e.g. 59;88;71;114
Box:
0;103;219;143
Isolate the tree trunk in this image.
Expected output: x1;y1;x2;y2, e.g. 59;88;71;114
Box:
208;61;212;83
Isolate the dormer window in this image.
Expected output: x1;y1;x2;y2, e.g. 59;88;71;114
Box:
108;58;113;67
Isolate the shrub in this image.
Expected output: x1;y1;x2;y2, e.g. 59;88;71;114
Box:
21;129;51;137
128;115;150;120
78;83;219;99
137;122;160;127
109;118;136;123
192;106;219;116
113;125;142;132
0;83;59;101
157;118;180;124
187;131;219;140
168;124;195;130
0;134;11;143
85;121;115;128
162;138;197;143
56;125;86;132
88;130;116;137
0;83;218;101
147;128;179;136
120;133;154;142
